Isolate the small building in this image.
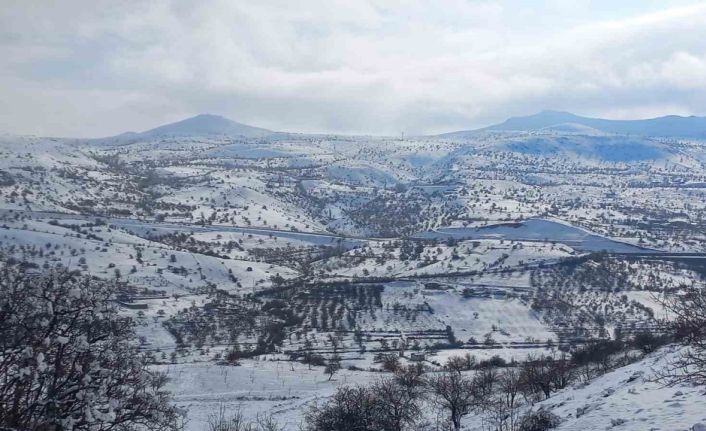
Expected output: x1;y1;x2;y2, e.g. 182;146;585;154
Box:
409;352;426;362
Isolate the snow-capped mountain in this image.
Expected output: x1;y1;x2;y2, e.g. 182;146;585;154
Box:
444;110;706;139
140;114;274;138
93;114;275;145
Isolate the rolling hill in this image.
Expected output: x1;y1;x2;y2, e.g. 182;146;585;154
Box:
93;114;275;145
444;110;706;139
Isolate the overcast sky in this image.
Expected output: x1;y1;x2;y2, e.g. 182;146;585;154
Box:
2;0;706;137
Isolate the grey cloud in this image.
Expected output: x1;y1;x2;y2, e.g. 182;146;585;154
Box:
1;0;706;137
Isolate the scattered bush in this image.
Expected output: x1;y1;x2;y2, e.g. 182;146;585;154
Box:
518;409;561;431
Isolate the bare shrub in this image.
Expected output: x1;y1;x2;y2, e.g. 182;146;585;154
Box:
656;288;706;386
517;409;560;431
207;405;284;431
208;406;250;431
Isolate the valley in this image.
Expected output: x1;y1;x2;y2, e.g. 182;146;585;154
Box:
2;111;706;430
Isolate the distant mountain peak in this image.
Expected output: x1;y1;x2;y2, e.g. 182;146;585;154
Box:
497;111;581;130
442;110;706;139
140;114;273;138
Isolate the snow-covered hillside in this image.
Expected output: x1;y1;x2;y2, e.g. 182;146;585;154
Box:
2;113;706;431
530;346;706;431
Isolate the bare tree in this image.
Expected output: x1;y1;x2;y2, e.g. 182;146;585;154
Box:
0;264;182;431
426;370;480;431
394;363;426;392
519;355;573;401
474;367;499;398
305;375;423;431
304;386;377;431
380;353;401;372
656;288;706;386
485;368;523;431
324;354;342;381
370;378;422;431
445;355;471;373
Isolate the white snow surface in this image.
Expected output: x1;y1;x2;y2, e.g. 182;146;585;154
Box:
529;346;706;431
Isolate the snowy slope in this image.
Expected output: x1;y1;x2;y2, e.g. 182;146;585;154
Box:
531;346;706;431
500;135;672;162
